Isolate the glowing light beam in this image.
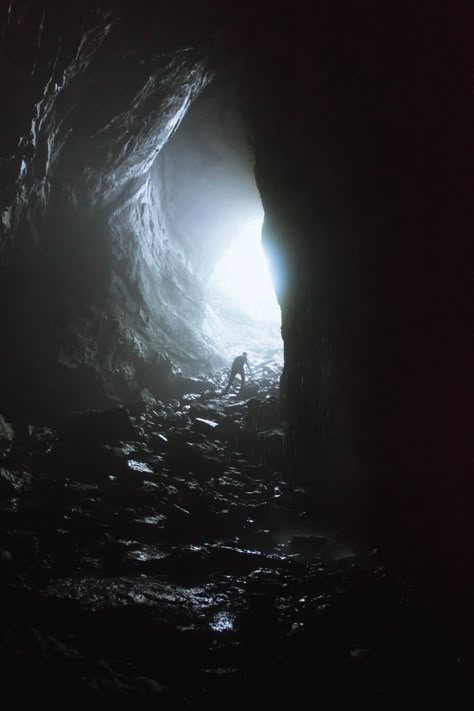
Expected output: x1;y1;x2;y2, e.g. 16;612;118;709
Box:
209;217;280;324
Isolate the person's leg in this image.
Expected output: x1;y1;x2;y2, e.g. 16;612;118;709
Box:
224;369;237;393
239;370;245;391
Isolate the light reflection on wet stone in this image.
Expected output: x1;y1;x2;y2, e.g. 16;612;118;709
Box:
209;611;235;632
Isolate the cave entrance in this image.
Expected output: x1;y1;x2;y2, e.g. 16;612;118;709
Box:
156;75;282;370
206;215;282;359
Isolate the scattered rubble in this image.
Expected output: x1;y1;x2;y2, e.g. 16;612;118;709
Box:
0;349;468;704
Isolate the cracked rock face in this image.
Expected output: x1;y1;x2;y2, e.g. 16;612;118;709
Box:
0;1;252;417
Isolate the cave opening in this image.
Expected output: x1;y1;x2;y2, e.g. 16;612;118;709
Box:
207;214;282;359
148;74;283;373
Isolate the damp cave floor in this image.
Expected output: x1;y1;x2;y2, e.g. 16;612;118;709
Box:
0;355;469;705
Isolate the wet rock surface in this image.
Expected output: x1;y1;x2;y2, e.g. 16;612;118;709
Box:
0;353;469;704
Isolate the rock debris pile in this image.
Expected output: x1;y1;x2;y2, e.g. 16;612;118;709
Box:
0;350;467;704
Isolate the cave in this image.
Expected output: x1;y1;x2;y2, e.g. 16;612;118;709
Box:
0;0;472;703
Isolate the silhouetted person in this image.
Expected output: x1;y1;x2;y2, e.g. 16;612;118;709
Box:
223;352;252;394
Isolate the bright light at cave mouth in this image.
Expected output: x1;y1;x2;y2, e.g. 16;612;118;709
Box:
209;217;280;325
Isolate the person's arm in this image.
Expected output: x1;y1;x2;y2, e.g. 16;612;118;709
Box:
246;359;252;375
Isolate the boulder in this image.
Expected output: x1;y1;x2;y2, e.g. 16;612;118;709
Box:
0;414;14;444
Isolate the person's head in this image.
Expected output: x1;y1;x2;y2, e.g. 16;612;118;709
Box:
242;351;247;357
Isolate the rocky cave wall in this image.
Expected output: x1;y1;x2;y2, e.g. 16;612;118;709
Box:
242;2;472;618
0;0;472;624
0;1;259;417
